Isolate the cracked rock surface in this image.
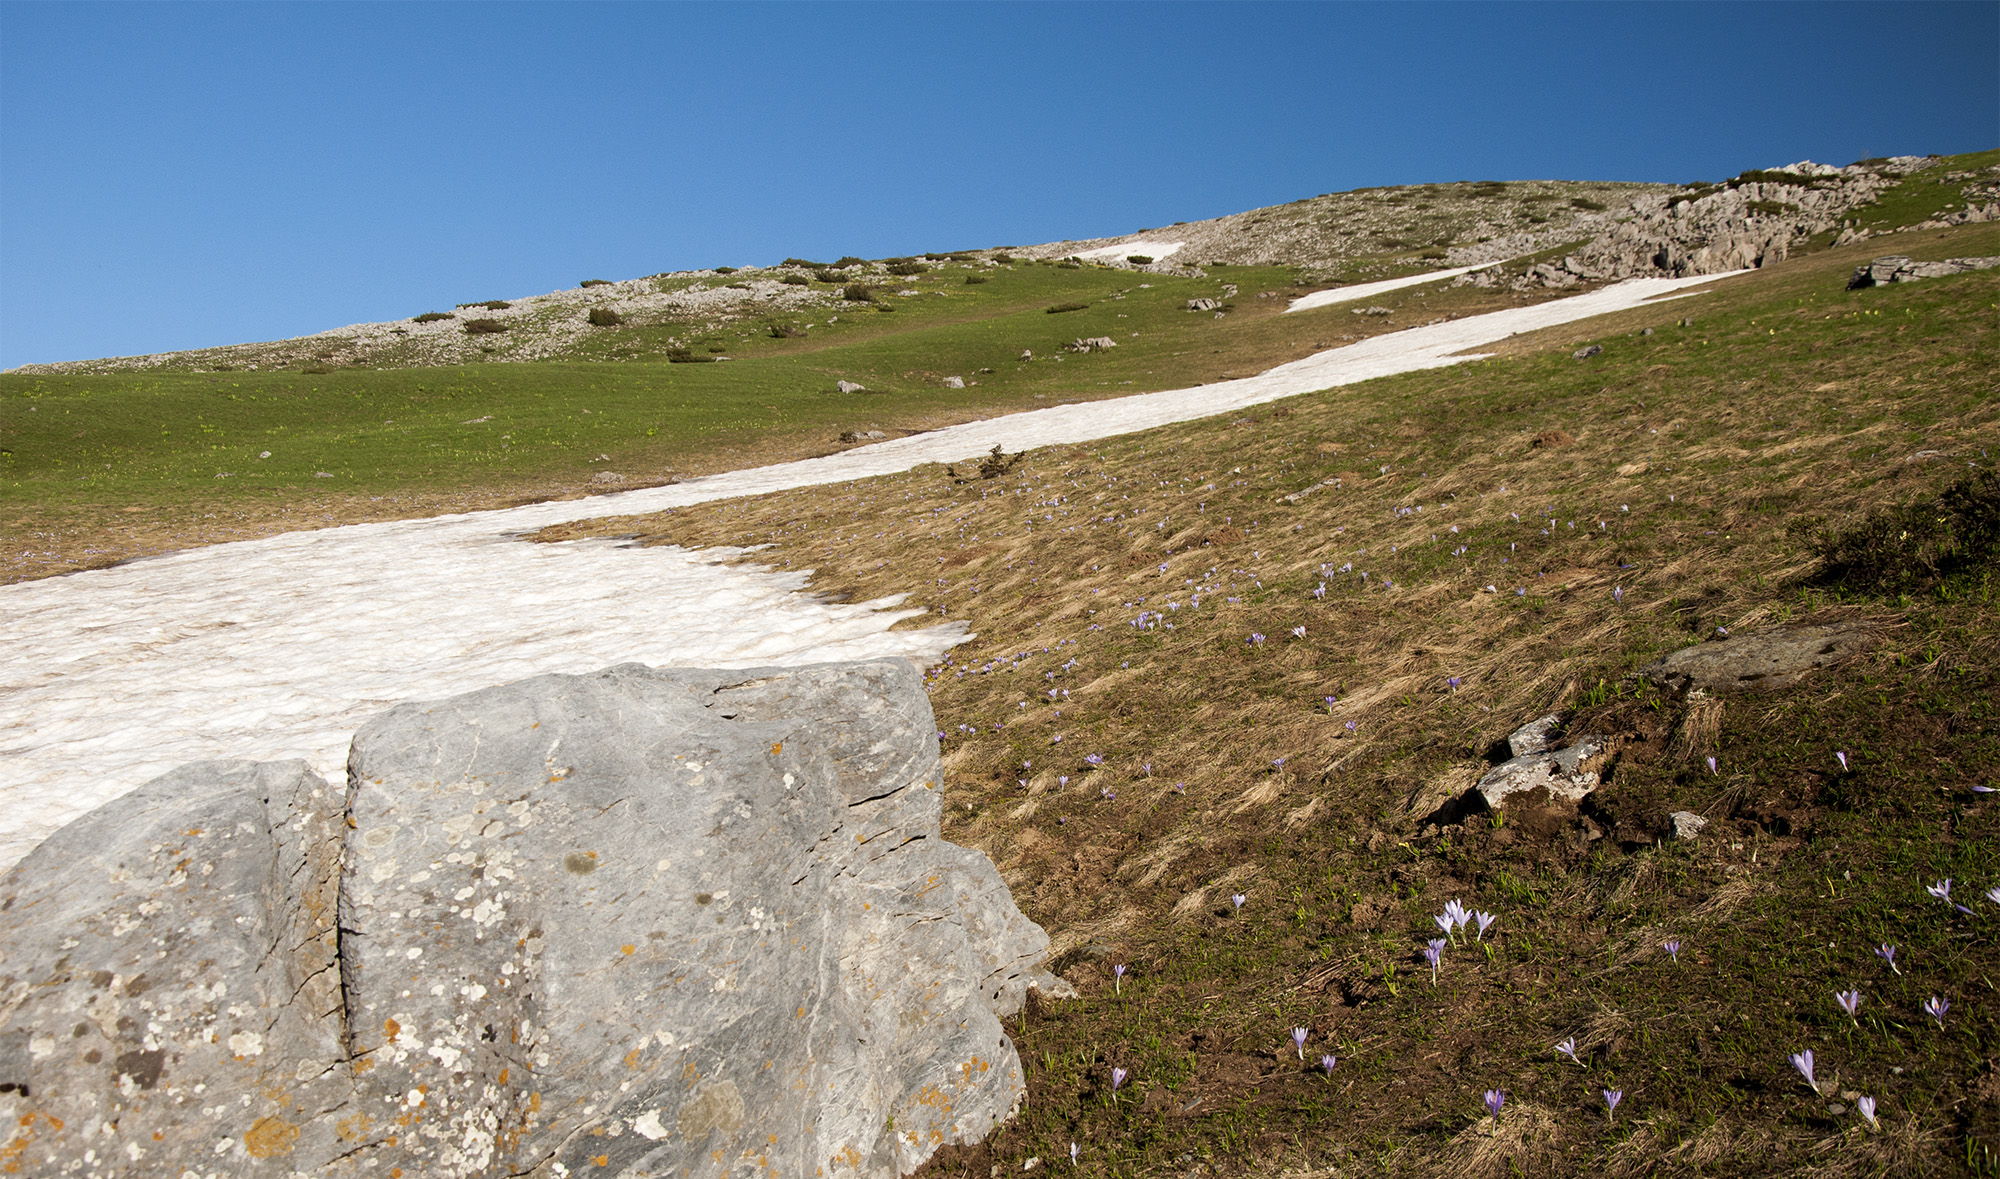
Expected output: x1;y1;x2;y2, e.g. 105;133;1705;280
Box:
0;659;1057;1177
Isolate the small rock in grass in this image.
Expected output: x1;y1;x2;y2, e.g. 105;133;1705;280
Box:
1668;810;1709;840
1572;344;1603;359
590;470;628;484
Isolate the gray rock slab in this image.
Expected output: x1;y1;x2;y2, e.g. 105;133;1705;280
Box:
1507;713;1564;758
1668;811;1709;841
1638;623;1876;695
0;760;351;1176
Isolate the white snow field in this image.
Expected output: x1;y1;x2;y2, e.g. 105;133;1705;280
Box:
1285;261;1504;313
1069;239;1186;262
0;272;1740;870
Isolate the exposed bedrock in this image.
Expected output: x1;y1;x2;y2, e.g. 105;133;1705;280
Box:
0;659;1060;1178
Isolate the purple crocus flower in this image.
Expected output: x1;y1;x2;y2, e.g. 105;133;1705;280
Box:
1836;989;1861;1024
1447;676;1462;690
1789;1049;1817;1092
1835;751;1849;771
1292;626;1307;639
1100;787;1116;800
1705;755;1718;775
1292;1027;1309;1060
1085;753;1103;766
1424;938;1446;984
1113;964;1126;994
1070;1142;1079;1166
1555;1037;1580;1066
1924;996;1949;1027
1927;878;1954;902
1987;886;2000;907
1612;586;1624;604
1344;720;1358;734
1324;696;1337;713
1603;1089;1623;1118
1474;911;1497;940
1248;633;1266;645
1058;775;1069;788
1974;784;1996;794
1111;1066;1128;1092
1320;1053;1337;1077
1877;943;1900;974
1663;939;1681;964
1855;1095;1878;1129
1483;1090;1505;1118
1231;893;1246;913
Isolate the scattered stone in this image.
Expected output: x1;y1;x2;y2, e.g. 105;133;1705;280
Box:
1185;298;1220;312
1474;733;1610;811
1572;344;1603;359
1066;337;1118;352
313;471;333;478
0;661;1060;1178
837;379;867;393
1351;305;1391;316
1639;622;1878;695
1019;349;1033;360
839;430;888;443
1846;254;2000;289
1668;811;1709;840
943;376;965;388
590;470;628;484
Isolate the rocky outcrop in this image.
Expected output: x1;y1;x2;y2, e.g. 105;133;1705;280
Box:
1638;623;1877;696
1846;254;2000;288
0;660;1059;1178
1065;337;1118;353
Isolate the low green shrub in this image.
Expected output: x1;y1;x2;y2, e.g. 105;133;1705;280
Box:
463;318;507;335
990;253;1015;264
411;311;454;323
665;348;715;364
713;266;737;274
1798;470;2000;597
458;299;510;310
1730;169;1822;188
1746;200;1795;217
834;256;865;268
767;322;805;338
1570;197;1607;211
586;308;623;327
1126;255;1153;265
885;261;927;276
842;283;874;303
1055;259;1082;269
1045;301;1089;314
812;270;842;284
579;279;612;288
964;274;988;285
781;274;810;286
1418;248;1448;260
781;258;826;268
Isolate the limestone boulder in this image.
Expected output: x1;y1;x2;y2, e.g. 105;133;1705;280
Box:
0;660;1057;1179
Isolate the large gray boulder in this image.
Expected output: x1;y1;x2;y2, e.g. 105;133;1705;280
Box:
0;660;1057;1178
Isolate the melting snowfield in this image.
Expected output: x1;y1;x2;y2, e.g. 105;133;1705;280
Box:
0;273;1739;870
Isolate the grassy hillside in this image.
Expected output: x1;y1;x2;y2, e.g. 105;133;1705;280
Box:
3;152;1997;1173
1;260;1561;582
540;223;2000;1176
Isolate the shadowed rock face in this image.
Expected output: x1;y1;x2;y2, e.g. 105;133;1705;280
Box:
0;660;1058;1178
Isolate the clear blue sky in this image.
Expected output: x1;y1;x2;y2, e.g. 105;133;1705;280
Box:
3;1;1994;369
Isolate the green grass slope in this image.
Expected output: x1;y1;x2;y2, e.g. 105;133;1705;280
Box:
542;222;2000;1177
